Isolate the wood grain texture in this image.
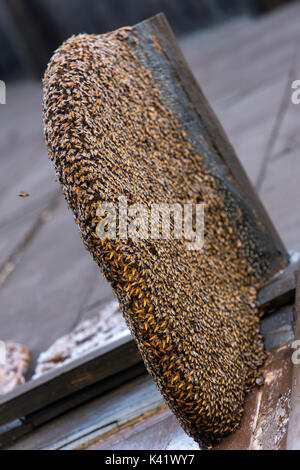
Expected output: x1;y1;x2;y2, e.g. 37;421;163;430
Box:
83;343;293;450
5;374;164;450
0;335;141;428
257;261;298;313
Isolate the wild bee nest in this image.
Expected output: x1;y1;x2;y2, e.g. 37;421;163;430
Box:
43;28;265;447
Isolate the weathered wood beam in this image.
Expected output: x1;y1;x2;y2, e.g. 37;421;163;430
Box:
0;335;141;428
257;260;298;313
0;362;146;449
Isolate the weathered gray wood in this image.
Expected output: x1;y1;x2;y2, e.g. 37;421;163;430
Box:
75;271;115;325
0;419;33;449
5;374;164;450
86;406;198;451
0;362;146;448
0;334;140;428
257;261;298;313
260;304;294;350
81;343;294;450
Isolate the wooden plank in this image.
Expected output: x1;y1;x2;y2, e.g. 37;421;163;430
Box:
5;374;163;450
86;406;197;451
0;334;140;427
0;362;146;448
260;304;294;350
257;260;298;313
217;342;293;450
0;420;33;449
133;13;288;281
84;343;293;450
1;262;295;441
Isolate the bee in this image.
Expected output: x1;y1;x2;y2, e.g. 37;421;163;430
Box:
18;192;30;198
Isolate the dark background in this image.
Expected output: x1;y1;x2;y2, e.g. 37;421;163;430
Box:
0;0;295;80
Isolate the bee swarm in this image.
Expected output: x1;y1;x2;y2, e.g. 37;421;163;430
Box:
43;28;266;447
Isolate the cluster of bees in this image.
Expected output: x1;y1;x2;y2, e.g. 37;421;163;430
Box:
43;27;266;447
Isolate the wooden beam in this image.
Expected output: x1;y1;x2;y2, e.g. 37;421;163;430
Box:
5;375;164;450
0;334;141;427
257;261;298;313
0;362;146;449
